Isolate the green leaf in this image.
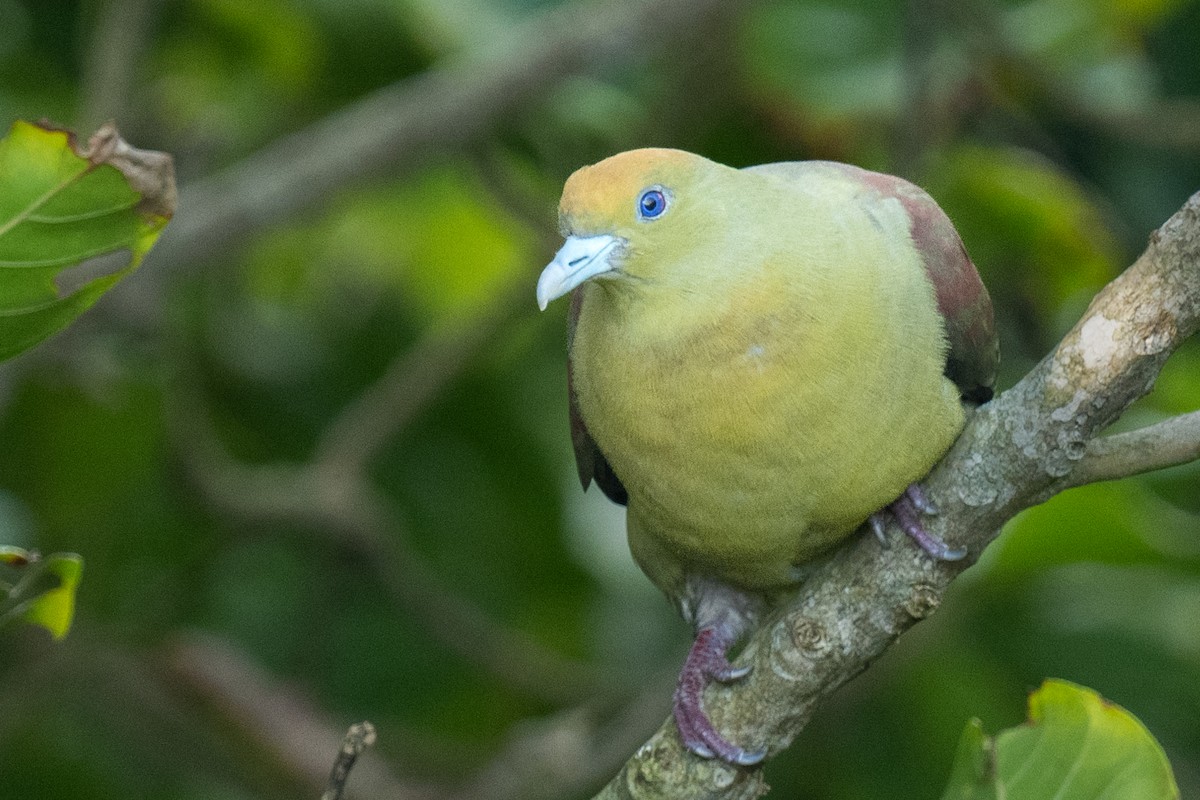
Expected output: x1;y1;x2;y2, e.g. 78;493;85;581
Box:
18;553;82;640
940;720;1000;800
941;680;1179;800
2;549;83;639
0;120;175;361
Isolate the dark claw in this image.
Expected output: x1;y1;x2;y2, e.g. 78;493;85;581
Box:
906;526;966;561
711;663;752;682
730;747;768;766
869;513;889;546
882;483;966;562
905;483;939;515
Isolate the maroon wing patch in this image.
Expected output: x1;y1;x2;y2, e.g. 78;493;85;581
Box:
840;165;999;402
567;287;628;505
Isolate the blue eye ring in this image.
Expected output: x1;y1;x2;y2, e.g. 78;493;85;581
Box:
637;188;667;220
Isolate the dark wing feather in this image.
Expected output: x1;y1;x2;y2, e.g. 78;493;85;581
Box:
747;161;999;402
873;172;999;403
567;287;628;505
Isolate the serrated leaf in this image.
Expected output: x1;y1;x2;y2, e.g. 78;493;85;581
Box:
18;552;82;640
0;120;175;361
941;680;1179;800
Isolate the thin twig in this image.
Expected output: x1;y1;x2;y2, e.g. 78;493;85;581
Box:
469;149;562;252
453;670;676;800
165;634;431;800
322;722;378;800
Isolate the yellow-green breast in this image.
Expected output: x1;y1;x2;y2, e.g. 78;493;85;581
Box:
569;164;965;592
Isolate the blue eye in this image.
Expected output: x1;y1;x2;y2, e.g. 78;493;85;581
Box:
637;188;667;220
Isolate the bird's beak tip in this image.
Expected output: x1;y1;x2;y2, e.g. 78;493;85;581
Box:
534;234;621;311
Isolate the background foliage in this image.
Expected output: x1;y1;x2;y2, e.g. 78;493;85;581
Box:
0;0;1197;797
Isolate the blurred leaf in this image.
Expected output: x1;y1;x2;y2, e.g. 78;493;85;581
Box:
198;0;322;88
941;719;999;800
1004;0;1188;60
981;482;1163;581
927;144;1120;331
241;167;534;324
0;120;174;361
941;680;1179;800
154;0;324;142
392;0;515;54
1;548;82;639
740;1;905;155
18;552;82;639
998;0;1178;119
1102;0;1191;29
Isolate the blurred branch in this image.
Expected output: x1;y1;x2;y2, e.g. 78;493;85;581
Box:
895;0;945;177
125;0;751;330
1053;410;1200;492
166;634;432;800
453;671;675;800
1021;75;1200;156
311;280;529;476
312;148;562;476
960;0;1200;155
80;0;163;133
588;192;1200;797
1070;99;1200;155
171;387;619;706
322;723;378;800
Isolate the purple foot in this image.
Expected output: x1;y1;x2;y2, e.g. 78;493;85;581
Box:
870;483;966;561
672;624;765;766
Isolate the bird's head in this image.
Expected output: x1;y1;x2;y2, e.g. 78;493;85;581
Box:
536;148;731;310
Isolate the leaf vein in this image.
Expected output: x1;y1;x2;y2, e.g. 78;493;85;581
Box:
0;162;96;240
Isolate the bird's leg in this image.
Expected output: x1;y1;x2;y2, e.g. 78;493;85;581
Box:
673;577;766;766
870;482;966;561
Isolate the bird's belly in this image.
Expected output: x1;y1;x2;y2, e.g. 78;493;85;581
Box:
576;331;965;590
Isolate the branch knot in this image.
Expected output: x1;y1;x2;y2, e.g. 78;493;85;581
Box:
788;618;829;655
903;583;941;619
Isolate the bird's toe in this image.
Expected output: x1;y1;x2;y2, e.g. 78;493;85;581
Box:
884;485;966;562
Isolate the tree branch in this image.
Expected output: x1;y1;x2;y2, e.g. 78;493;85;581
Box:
165;634;427;800
121;0;748;332
1052;410;1200;492
588;192;1200;798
